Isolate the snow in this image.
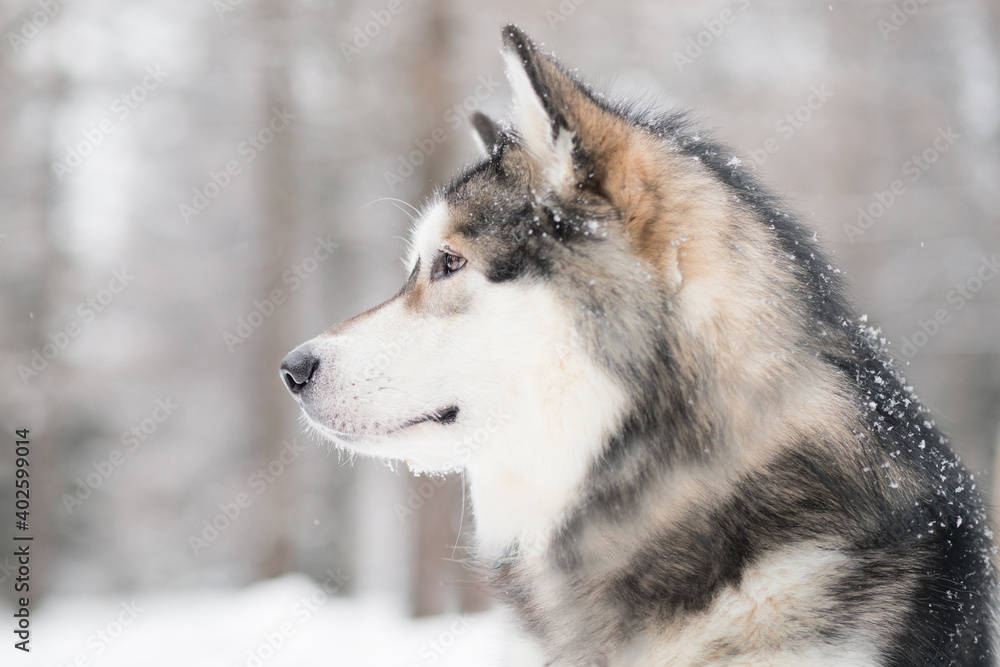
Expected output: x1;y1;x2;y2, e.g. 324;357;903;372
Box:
7;575;507;666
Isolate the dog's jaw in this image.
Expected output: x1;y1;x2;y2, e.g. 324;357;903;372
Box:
457;315;630;560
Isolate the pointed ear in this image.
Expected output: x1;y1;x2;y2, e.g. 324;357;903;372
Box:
501;25;582;191
498;26;707;281
470;111;503;155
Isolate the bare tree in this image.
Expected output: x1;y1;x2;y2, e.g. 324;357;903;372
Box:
249;0;299;578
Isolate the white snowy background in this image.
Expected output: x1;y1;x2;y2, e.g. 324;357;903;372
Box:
0;0;998;664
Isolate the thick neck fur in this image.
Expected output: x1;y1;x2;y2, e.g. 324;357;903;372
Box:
465;131;861;560
450;27;995;664
472;123;899;657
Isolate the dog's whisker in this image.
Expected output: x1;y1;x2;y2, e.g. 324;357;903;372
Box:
363;196;420;221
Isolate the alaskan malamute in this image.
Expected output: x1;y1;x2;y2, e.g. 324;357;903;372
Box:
281;25;997;666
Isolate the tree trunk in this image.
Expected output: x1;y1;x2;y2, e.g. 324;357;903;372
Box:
252;0;298;579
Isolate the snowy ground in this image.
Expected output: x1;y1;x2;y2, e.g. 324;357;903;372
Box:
6;575;508;666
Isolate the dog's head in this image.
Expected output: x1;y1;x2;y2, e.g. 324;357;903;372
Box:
280;26;787;505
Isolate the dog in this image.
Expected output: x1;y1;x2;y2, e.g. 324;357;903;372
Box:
281;25;998;666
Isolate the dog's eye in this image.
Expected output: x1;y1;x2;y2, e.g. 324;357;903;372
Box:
431;250;467;280
445;253;466;274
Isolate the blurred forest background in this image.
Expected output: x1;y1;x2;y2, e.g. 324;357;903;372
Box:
0;0;998;628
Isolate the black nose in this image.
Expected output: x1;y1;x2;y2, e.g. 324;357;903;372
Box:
280;346;319;396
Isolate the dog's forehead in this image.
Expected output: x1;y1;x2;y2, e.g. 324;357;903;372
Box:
408;164;531;271
408;200;451;270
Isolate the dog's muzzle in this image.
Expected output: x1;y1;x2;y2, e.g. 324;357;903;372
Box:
280;345;319;398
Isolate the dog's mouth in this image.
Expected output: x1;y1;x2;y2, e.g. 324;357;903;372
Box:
392;405;460;432
306;405;460;444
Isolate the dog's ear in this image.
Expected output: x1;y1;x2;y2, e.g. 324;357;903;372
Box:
500;26;639;194
470;111;503;155
501;25;582;192
501;26;705;280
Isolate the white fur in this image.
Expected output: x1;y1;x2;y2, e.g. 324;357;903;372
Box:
640;544;884;667
299;202;628;557
407;199;449;272
495;545;887;667
503;51;576;194
503;50;552;162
